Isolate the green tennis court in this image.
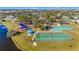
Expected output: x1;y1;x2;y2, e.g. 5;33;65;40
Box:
36;32;72;41
50;25;73;32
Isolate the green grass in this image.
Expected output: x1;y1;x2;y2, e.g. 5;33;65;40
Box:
12;33;34;50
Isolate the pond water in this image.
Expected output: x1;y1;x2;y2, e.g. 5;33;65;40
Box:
0;37;20;51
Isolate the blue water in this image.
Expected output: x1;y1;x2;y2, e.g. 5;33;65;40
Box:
50;26;73;32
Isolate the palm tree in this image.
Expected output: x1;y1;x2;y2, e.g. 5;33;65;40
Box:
17;14;26;22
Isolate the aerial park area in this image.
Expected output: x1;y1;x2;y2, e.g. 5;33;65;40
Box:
0;7;79;51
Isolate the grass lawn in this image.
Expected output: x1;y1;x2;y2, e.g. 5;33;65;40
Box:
2;20;79;51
